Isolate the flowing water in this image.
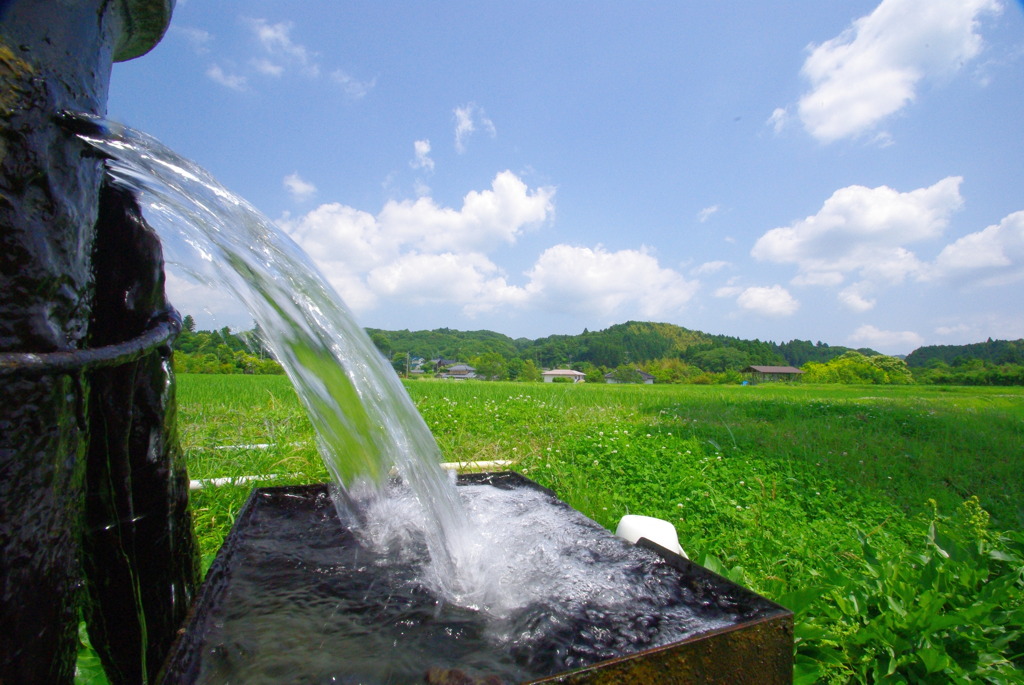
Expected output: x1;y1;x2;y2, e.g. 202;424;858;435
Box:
189;480;738;683
76;116;746;681
74;115;486;602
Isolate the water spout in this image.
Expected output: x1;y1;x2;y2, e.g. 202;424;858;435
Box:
74;115;480;597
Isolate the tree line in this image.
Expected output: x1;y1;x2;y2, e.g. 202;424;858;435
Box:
173;315;1024;386
172;315;284;375
368;321;881;371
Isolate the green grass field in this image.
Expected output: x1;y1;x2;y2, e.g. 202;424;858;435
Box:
80;375;1024;683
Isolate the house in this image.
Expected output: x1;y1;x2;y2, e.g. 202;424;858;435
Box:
438;363;476;380
742;365;804;382
541;369;587;383
604;369;655;384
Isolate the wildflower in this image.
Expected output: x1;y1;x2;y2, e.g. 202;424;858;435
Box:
677;503;684;508
736;505;742;511
738;480;745;486
592;460;599;467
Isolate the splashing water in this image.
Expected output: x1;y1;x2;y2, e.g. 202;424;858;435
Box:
73;114;494;605
74;117;753;680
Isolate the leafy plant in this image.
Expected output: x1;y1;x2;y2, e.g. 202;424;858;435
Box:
782;498;1023;683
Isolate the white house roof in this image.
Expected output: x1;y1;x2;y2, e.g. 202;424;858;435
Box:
541;369;586;377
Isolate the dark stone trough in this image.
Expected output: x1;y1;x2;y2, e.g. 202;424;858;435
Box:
160;473;792;684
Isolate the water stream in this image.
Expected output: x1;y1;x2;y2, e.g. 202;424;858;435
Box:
75;116;743;680
74;115;487;604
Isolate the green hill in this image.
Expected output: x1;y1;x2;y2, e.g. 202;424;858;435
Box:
905;338;1024;368
363;320;879;372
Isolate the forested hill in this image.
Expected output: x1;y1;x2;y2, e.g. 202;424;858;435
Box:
365;321;878;370
904;338;1024;368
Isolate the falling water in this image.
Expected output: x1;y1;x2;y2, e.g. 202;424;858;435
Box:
75;116;745;680
72;114;488;603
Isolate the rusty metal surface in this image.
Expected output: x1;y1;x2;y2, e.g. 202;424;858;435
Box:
160;475;793;684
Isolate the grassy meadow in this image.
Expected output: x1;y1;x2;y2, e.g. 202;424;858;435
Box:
81;375;1023;683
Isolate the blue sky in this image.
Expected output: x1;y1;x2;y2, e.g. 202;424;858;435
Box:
108;0;1024;355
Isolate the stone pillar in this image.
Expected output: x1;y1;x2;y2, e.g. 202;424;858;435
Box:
0;2;181;683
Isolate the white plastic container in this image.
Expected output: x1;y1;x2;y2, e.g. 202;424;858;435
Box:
615;514;687;558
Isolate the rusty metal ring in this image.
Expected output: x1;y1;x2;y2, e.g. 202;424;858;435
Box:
0;311;182;378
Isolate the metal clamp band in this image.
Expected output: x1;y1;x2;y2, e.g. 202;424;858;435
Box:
0;311;182;378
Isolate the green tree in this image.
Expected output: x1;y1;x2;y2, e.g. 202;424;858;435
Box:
518;359;542;382
608;365;643;384
802;351;912;385
470;352;507;381
391;352;409;376
691;347;749;372
370;332;392;357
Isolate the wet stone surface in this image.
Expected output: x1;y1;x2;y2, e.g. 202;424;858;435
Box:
164;476;778;685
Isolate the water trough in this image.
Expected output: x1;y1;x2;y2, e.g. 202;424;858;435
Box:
160;473;793;684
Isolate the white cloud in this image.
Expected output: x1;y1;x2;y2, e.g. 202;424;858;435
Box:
164;271;250;327
791;271;845;286
837;282;876;312
225;18;373;98
752;177;963;285
934;323;972;336
281;175;708;323
714;285;743;298
767;107;789;134
413;179;431;198
377;171;553;253
283;203;389;274
281;172;554;314
454;103;496;153
245;18;320;78
524;245;699;318
735;285;800;317
367;252;526;315
691;260;730;276
331;69;375;99
206;64;247;91
697;205;720;222
848;324;924;352
283;172;317;202
251;58;284;77
797;0;1001;142
931;210;1024;285
176;26;212;55
411;139;434;172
